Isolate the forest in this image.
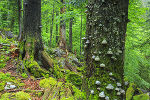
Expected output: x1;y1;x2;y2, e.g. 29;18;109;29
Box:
0;0;150;100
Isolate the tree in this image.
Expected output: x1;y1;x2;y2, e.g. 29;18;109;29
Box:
23;0;43;61
83;0;129;99
59;0;67;50
69;18;73;52
17;0;23;41
56;11;59;44
49;0;55;47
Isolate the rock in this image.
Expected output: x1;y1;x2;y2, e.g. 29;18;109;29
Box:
5;82;16;90
6;82;12;85
10;85;16;89
5;84;16;90
5;31;14;39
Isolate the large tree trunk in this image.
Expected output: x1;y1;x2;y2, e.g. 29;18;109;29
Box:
23;0;43;61
83;0;129;99
68;18;73;52
59;0;66;50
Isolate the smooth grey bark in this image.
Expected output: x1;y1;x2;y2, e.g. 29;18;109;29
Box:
83;0;129;99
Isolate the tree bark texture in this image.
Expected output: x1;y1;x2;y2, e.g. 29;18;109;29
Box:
59;0;66;50
23;0;43;61
56;11;59;44
80;13;83;55
17;0;22;41
69;18;73;52
49;1;55;47
83;0;129;99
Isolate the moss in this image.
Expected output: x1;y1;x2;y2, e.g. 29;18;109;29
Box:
53;63;64;78
15;91;31;100
23;60;49;78
66;72;82;87
72;85;86;100
133;93;149;100
0;82;5;91
21;73;28;78
126;83;137;100
61;97;74;100
39;77;57;88
0;93;12;100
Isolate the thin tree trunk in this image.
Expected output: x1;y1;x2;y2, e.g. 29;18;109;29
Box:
49;1;55;47
80;13;82;55
59;0;66;50
56;11;59;44
17;0;22;41
69;18;73;52
83;0;129;99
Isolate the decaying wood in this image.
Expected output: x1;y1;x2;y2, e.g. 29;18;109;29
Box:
41;51;54;69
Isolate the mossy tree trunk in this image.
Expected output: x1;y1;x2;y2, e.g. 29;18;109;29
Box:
83;0;129;100
23;0;43;61
59;0;67;50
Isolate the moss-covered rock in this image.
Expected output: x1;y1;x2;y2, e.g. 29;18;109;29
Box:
126;83;137;100
39;77;86;100
133;93;149;100
15;91;31;100
39;77;58;88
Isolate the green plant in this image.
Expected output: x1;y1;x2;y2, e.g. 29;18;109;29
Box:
21;73;28;79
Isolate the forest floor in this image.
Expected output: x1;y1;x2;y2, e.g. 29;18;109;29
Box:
0;37;85;100
0;43;44;100
0;36;150;100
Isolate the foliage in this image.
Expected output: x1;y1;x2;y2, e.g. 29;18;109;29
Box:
125;0;150;89
133;93;149;100
21;73;28;79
